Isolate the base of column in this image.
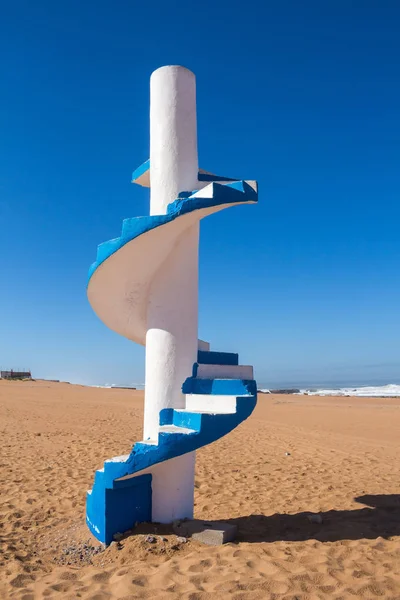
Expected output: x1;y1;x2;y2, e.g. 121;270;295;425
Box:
151;452;196;523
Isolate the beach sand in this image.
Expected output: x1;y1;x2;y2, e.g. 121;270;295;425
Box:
1;380;400;599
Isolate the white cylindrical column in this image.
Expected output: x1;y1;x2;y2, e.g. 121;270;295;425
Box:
144;66;199;523
149;66;198;215
144;222;199;439
151;452;196;524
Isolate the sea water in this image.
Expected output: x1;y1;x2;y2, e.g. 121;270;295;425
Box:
259;383;400;397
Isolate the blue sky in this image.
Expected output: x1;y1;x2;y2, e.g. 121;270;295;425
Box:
1;0;399;388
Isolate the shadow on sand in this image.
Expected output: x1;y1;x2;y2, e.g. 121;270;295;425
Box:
126;495;400;545
219;495;400;543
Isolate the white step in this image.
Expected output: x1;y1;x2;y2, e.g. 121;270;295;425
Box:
105;454;130;464
190;184;214;199
185;394;237;413
198;339;210;351
176;409;226;415
196;363;253;380
158;425;196;435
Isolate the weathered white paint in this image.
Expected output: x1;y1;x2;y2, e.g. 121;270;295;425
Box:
184;393;238;413
196;363;254;380
144;66;200;520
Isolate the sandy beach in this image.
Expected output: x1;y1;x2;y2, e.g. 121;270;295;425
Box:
1;380;400;599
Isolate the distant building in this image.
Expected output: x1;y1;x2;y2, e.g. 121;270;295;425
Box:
1;369;32;379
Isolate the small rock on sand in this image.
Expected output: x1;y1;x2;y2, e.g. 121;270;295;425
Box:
145;535;157;543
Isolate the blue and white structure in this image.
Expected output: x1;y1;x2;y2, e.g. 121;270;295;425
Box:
86;66;258;545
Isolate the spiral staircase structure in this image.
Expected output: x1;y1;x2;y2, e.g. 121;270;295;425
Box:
86;67;258;545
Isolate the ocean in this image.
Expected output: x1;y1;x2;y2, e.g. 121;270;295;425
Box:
258;383;400;397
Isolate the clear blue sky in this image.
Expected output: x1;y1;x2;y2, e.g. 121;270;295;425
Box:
1;1;399;388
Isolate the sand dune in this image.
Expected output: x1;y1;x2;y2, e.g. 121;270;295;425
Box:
1;380;400;599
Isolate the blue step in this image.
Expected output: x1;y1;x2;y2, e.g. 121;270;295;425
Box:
159;408;203;431
88;179;258;284
197;350;239;366
86;392;257;545
86;473;152;545
182;377;257;396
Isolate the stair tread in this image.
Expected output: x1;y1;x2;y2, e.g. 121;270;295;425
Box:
105;455;129;463
194;377;255;381
186;392;252;397
199;363;239;367
194;377;252;381
197;350;239;366
177;408;234;415
159;424;196;434
137;439;157;446
197;366;252;369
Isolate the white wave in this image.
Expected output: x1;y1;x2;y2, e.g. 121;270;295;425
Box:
91;383;145;389
299;384;400;397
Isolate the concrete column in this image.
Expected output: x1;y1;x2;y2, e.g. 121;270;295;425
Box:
149;66;198;215
144;66;199;522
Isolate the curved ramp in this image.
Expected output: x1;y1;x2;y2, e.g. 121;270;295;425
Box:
86;165;258;544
